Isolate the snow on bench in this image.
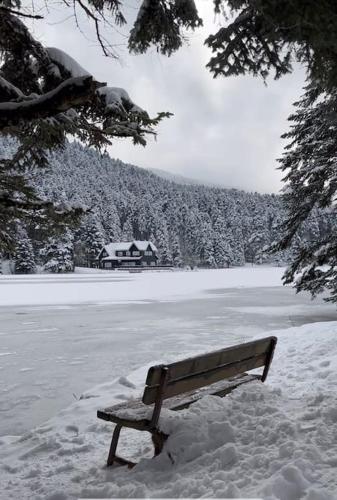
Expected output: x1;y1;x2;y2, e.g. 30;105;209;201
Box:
97;336;277;467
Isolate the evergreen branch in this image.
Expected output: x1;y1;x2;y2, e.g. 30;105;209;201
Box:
0;193;52;211
0;76;101;128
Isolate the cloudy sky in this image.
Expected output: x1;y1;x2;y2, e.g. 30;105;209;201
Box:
30;1;306;194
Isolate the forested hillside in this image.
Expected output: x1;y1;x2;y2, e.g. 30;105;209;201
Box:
0;138;327;271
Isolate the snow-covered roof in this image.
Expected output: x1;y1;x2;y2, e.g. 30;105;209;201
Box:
133;240;157;252
102;241;157;257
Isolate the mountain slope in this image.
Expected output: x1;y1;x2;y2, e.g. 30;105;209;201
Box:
148;168;221;188
29;141;289;267
1;138;322;268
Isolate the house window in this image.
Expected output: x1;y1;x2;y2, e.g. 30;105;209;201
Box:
145;251;152;256
105;262;112;268
117;251;123;256
150;261;156;266
126;251;131;256
132;251;140;256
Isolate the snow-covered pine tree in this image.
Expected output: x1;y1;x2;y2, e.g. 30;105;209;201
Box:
156;222;172;265
225;225;244;267
213;216;233;268
136;205;151;240
203;240;216;268
102;202;122;242
246;232;267;264
14;228;36;274
171;235;183;268
274;83;337;301
214;237;233;268
82;215;106;268
42;231;74;273
182;208;200;267
198;219;216;268
121;218;134;241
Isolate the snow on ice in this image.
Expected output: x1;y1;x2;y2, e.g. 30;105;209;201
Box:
0;267;285;306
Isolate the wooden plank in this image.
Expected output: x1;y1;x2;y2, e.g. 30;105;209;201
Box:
113;455;136;468
170;373;261;411
146;337;275;386
97;402;152;430
97;374;261;429
143;352;267;404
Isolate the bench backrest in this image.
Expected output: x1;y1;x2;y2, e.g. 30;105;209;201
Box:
142;336;277;405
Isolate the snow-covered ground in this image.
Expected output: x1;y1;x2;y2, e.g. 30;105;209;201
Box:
1;268;337;499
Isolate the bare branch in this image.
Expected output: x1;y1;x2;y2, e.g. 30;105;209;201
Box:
0;6;43;20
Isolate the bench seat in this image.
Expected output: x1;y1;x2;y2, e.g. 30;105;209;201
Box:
97;372;261;430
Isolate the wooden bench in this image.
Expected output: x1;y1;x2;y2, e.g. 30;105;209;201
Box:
97;336;277;467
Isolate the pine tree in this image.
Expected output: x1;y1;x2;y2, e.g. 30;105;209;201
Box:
121;218;134;241
273;83;337;301
156;222;172;265
214;237;233;268
213;216;233;268
172;235;183;268
82;215;105;267
246;231;267;264
198;220;216;268
102;203;121;242
14;228;36;274
204;240;216;268
42;231;74;273
227;225;245;267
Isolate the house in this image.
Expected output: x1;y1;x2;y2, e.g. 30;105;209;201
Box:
98;241;158;270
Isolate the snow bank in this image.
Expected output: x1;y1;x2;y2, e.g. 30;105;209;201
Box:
1;321;337;499
0;267;285;306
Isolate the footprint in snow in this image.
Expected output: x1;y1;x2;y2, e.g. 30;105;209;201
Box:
319;360;330;368
65;425;79;435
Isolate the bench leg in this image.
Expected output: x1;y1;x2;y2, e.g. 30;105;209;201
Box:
152;430;174;464
107;424;136;468
151;430;168;456
106;426;168;467
261;337;277;382
107;424;122;466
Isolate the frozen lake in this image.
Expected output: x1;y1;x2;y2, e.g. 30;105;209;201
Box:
1;268;336;436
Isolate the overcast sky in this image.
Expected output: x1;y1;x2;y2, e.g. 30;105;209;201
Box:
30;1;306;194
